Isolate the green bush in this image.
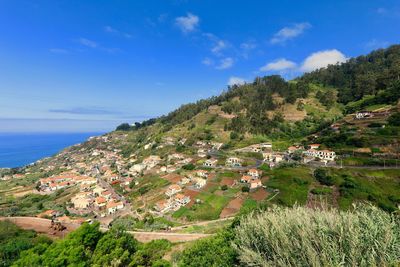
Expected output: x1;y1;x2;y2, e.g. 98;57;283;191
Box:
235;205;400;266
176;231;237;267
314;168;334;186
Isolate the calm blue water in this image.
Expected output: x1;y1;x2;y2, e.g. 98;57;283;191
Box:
0;132;104;168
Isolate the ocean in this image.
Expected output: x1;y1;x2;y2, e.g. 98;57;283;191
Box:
0;132;104;168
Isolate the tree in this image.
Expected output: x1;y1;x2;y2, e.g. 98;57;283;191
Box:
116;123;131;131
388;112;400;126
91;227;138;267
177;231;237;267
314;168;334;186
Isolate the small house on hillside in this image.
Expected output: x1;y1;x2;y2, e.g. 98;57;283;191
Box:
226;157;242;167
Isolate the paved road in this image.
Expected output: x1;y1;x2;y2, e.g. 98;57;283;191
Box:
0;216;211;243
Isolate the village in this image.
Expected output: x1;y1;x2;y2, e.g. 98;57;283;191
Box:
15;131;338;224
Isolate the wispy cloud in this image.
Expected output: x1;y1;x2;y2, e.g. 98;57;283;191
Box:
270;22;311;44
216;57;234;70
260;58;297;72
49;107;122;115
201;57;214;66
49;48;69;54
375;7;400;17
75;37;121;54
77;38;98;48
203;33;230;56
240;40;257;58
175;13;199;33
228;76;245;86
104;26;132;38
365;39;390;50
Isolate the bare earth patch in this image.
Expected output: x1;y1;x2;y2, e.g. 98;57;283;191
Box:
250;188;269;201
220;197;244;218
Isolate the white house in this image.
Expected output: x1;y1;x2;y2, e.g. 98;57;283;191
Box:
107;201;124;214
226;157;242;167
175;193;190;206
248;169;261;178
355;111;372;119
250;179;262;190
194;178;207;189
166;184;182;197
204;159;218;167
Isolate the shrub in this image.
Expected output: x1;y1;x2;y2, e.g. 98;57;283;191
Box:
314;168;334;186
388;112;400;126
234;204;400;266
176;231;237;267
241;186;250;192
116;123;131;131
182;164;195;170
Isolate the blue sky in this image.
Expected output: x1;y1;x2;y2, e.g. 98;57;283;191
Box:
0;0;399;132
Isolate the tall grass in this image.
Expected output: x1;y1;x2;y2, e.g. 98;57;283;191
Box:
234;205;400;266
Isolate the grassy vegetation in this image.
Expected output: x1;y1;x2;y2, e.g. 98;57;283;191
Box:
0;188;77;217
173;192;232;221
235;204;400;266
264;166;313;206
328;168;400;211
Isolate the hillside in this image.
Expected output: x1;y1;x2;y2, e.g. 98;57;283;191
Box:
0;45;399;237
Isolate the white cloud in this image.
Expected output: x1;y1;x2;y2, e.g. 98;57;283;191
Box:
260;58;297;72
78;38;98;48
270;22;311;44
104;26;132;38
228;76;245;86
201;57;214;66
211;40;227;55
300;49;347;72
216;57;234;70
175;13;199;33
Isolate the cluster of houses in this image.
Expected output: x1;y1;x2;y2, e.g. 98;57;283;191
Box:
39;172;97;192
196;141;224;158
287;144;336;163
70;183;124;217
240;169;263;190
155;184;191;214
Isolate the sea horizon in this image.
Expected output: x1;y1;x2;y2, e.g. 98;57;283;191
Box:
0;132;105;168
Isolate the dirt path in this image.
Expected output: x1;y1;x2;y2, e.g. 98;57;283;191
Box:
0;216;211;243
170;216;234;231
0;216;80;238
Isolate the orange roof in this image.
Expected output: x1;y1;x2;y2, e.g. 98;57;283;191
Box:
241;175;252;182
251;179;261;184
175;193;188;200
156;200;167;209
248;169;259;173
107;201;123;209
169;184;181;191
96;197;107;204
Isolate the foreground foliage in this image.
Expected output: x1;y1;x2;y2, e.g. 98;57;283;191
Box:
11;223;171;267
235;205;400;266
0;221;51;267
